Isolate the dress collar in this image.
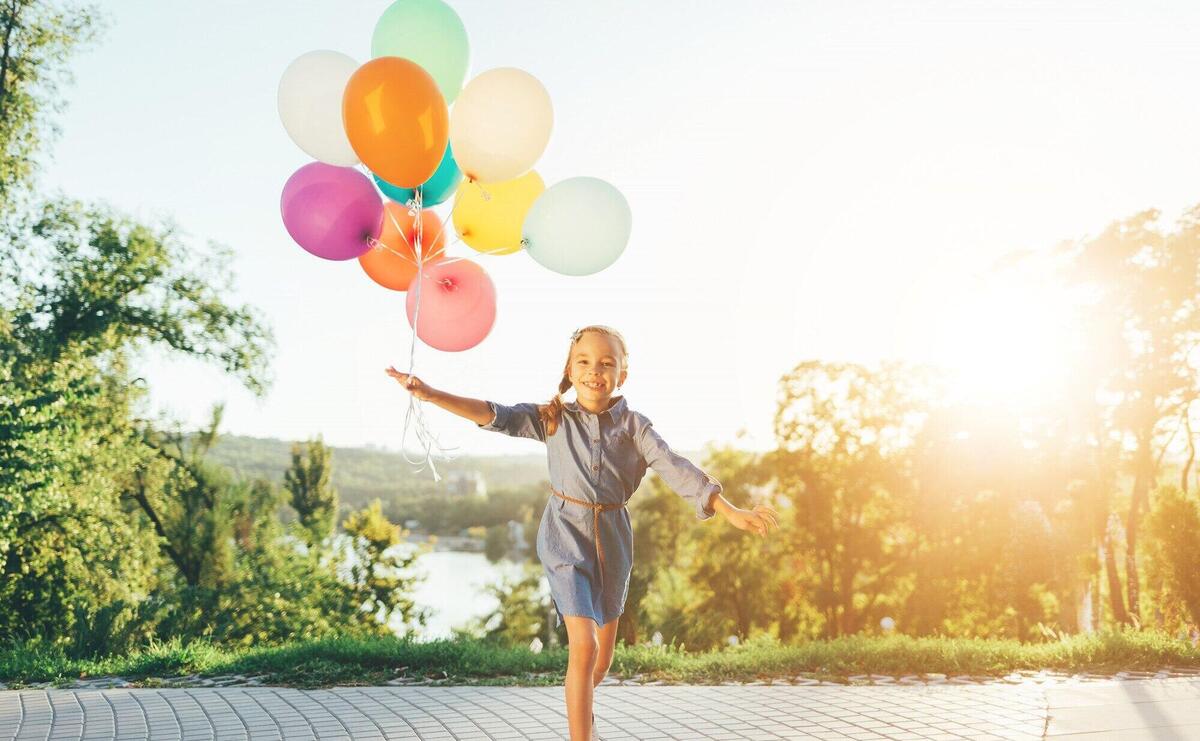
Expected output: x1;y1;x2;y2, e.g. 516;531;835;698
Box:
565;395;627;422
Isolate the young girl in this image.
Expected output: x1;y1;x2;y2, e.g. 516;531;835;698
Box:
386;325;779;741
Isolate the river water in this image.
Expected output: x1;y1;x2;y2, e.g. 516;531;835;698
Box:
329;534;545;639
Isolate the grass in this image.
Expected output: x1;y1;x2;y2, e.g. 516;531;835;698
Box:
2;630;1198;689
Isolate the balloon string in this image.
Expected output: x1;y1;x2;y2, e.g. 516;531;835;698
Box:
374;178;521;481
397;187;460;482
368;179;493;265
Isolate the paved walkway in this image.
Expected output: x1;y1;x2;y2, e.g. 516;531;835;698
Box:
1;679;1198;740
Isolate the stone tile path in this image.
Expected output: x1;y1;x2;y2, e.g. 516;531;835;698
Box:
1;678;1196;739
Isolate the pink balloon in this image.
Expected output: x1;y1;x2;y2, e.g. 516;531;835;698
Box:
280;162;383;260
405;259;496;352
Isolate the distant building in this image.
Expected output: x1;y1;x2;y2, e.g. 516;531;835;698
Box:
446;470;487;498
507;520;527;554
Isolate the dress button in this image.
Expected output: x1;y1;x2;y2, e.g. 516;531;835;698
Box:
593;438;600;443
592;465;599;471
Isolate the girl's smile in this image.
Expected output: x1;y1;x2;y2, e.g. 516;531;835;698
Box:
568;331;627;407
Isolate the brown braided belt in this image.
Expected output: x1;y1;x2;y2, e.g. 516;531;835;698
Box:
549;485;627;590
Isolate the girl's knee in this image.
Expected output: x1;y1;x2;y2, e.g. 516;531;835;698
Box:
591;664;609;685
593;649;613;677
569;633;599;667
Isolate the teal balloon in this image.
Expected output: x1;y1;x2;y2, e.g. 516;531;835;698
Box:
373;144;464;207
371;0;470;104
523;177;632;276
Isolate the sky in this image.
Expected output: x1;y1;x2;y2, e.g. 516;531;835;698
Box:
41;0;1200;459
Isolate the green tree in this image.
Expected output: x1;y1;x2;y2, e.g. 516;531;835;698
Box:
475;563;554;645
0;0;102;203
0;336;163;648
622;476;693;645
283;437;339;548
342;500;426;634
0;203;271;647
484;523;513;562
1145;485;1200;628
681;447;794;644
771;360;927;638
129;406;241;589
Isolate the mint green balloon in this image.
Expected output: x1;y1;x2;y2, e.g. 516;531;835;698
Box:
523;177;632;276
371;0;469;104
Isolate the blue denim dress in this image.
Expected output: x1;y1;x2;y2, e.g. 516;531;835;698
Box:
477;395;721;627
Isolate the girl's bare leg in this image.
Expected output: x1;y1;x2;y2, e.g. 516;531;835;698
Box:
592;617;620;687
563;616;599;741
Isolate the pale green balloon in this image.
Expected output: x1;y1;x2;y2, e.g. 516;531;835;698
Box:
523;177;632;276
371;0;470;104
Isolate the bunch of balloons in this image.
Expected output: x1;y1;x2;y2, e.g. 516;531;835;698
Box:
277;0;633;354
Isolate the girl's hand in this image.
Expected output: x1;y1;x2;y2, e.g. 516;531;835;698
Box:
385;366;437;401
723;503;780;539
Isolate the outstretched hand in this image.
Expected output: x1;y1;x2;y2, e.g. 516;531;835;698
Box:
385;366;437;401
724;503;780;539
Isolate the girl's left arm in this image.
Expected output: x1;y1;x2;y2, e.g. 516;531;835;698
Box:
636;418;721;520
636;417;779;536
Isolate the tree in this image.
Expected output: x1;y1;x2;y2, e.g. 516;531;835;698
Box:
0;332;163;647
0;0;102;204
904;393;1098;638
1145;485;1200;628
342;500;426;634
283;437;339;548
484;523;513;562
0;194;279;642
771;360;928;638
622;476;693;645
475;563;553;645
1057;208;1200;624
129;405;240;589
663;446;795;647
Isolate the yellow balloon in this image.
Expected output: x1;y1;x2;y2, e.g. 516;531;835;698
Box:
452;171;545;254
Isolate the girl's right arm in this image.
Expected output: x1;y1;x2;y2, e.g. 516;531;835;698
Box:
385;367;494;426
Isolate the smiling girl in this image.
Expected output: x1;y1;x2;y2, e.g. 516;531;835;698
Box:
387;324;778;741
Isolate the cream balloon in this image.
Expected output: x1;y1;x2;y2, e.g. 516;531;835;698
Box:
277;50;360;166
449;68;553;183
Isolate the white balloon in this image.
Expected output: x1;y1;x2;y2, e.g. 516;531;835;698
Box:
277;50;359;166
523;177;631;276
449;67;553;184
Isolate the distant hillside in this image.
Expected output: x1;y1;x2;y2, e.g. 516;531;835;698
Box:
201;433;709;532
205;434;550;510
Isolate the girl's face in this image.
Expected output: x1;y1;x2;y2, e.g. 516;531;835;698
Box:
568;331;627;402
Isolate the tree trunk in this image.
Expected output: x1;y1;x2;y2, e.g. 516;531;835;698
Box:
127;470;195;587
617;614;637;646
1183;409;1195;496
1102;524;1128;625
1124;435;1155;625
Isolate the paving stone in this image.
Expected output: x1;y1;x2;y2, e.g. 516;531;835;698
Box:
0;680;1198;739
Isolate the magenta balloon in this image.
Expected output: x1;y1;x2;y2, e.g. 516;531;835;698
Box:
405;259;497;352
280;162;383;260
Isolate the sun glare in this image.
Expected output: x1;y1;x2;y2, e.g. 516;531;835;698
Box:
927;274;1079;405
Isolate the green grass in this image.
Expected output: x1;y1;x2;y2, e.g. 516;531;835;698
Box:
2;631;1198;689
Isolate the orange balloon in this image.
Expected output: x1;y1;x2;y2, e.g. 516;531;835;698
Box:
342;57;449;188
358;203;447;291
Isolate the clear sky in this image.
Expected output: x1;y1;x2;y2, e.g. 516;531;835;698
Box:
42;0;1200;458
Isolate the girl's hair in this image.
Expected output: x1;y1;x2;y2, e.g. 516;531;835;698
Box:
538;325;628;436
